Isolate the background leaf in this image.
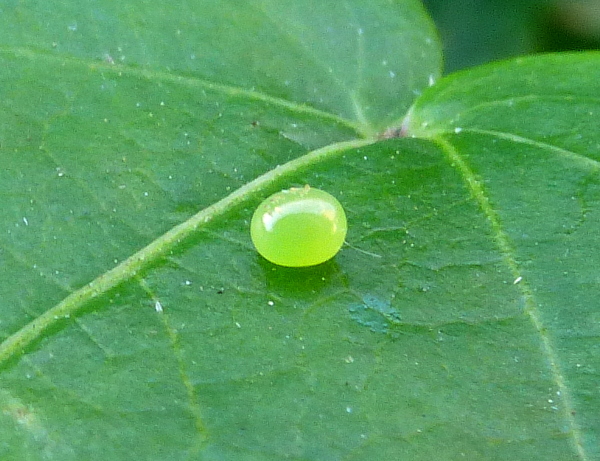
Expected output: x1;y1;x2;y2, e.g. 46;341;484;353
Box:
1;2;599;461
422;0;600;72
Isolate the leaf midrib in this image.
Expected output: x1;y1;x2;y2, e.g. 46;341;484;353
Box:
0;138;375;367
0;44;381;368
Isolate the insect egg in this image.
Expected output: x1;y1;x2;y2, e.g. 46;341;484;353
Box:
250;186;347;267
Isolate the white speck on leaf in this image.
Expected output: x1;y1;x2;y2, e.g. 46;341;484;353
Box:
155;301;163;313
22;217;29;226
454;127;463;134
513;276;523;285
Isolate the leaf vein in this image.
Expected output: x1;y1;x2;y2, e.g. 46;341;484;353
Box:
0;46;367;137
137;278;209;450
463;128;600;168
435;135;590;461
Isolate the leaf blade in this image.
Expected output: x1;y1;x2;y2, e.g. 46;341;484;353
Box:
409;52;600;459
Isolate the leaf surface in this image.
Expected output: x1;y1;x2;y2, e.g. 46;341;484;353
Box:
1;1;599;460
405;52;600;459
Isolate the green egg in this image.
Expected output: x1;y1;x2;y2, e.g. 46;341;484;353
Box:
251;186;347;267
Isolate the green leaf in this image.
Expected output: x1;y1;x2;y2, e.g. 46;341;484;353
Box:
1;2;599;461
404;52;600;459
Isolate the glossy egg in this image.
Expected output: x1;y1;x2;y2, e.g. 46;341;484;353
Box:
250;186;347;267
